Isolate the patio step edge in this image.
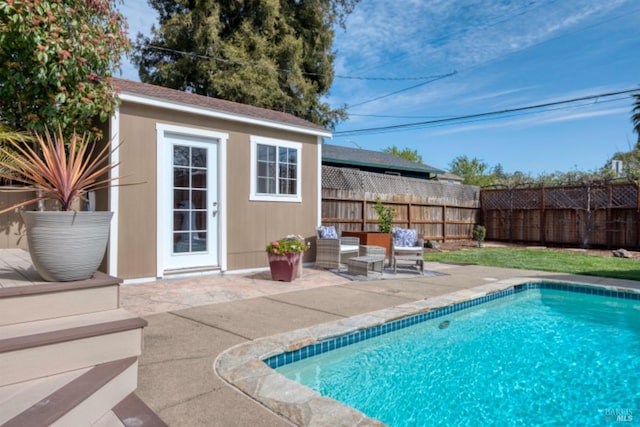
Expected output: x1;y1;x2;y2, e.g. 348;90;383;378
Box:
1;357;138;427
0;309;147;387
0;315;147;354
0;272;121;298
0;275;121;326
111;393;169;427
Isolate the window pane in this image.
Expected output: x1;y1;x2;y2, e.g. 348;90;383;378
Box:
173;233;190;253
174;167;189;188
258;176;277;193
194;210;207;231
258;144;275;161
174;146;189;166
255;142;299;197
173;190;190;209
257;144;277;194
191;189;207;209
279;178;296;195
191;169;207;188
191;232;207;252
174;211;190;232
191;147;206;167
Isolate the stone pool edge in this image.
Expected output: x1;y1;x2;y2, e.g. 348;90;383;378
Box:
213;277;640;427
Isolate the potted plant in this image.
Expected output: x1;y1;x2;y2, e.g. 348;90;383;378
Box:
266;234;309;282
473;224;486;248
0;126;121;281
373;196;395;233
342;196;395;259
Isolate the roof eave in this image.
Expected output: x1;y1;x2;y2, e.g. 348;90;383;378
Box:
324;157;445;174
117;91;333;138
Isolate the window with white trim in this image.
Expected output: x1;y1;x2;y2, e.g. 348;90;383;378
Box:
250;136;302;202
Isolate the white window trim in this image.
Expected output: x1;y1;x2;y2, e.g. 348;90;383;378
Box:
250;136;302;202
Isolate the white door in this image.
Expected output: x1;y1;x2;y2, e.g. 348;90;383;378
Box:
163;132;218;271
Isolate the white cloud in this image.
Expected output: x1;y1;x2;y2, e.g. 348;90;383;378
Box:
333;0;634;110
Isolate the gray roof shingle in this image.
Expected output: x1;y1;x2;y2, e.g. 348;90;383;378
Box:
113;78;330;135
322;144;445;174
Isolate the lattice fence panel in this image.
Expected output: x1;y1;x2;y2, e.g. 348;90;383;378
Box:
544;187;586;209
511;189;541;209
589;186;608;209
322;166;479;207
610;184;638;208
481;190;512;210
322;167;365;191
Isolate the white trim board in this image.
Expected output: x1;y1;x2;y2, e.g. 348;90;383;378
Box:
119;92;332;139
155;123;228;278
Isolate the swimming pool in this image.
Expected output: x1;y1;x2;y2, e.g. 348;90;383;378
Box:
215;279;640;426
273;284;640;426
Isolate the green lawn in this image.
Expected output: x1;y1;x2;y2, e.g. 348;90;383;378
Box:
423;248;640;281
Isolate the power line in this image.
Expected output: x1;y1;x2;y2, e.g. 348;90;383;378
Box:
334;88;640;137
347;96;632;137
346;71;457;108
146;44;452;81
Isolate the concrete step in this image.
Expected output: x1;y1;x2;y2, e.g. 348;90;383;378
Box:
1;357;138;427
0;273;121;326
0;309;147;386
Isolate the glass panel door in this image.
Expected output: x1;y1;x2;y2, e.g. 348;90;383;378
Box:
172;145;208;254
163;132;218;271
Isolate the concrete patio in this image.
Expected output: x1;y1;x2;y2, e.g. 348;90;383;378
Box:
120;263;640;426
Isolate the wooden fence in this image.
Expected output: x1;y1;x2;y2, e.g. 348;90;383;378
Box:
481;183;640;249
321;166;480;241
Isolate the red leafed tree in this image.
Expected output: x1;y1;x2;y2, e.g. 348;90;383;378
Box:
0;0;130;138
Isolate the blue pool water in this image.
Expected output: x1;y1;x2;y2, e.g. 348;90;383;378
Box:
276;287;640;426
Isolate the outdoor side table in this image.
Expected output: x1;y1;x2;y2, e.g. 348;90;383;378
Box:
347;254;385;277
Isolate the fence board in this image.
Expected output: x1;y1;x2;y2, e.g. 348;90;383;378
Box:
322;167;480;241
482;183;640;249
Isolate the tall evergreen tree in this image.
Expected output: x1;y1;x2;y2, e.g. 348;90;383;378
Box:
132;0;358;128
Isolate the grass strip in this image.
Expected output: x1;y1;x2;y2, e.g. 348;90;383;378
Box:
423;248;640;281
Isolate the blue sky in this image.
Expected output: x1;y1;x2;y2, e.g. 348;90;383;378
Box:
118;0;640;176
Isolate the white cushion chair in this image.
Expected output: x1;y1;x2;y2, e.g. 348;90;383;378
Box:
391;227;424;274
315;226;360;271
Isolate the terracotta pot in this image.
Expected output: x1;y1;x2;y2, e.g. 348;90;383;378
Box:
22;211;113;282
268;252;301;282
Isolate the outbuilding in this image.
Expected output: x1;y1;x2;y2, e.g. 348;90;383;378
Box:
100;78;330;282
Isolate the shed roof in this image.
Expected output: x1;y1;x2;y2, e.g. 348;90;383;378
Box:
322;144;445;175
112;78;331;137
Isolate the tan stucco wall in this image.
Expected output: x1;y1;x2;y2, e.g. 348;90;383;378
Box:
115;102;319;280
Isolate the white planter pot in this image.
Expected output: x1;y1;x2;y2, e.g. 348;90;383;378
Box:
21;211;113;282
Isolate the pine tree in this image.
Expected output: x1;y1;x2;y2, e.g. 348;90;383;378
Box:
132;0;359;128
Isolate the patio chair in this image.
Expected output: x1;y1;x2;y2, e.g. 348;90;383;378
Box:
315;226;360;271
391;227;424;274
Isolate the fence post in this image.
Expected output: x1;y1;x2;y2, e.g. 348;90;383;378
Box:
583;182;591;249
540;187;545;245
442;205;447;242
508;188;513;242
606;184;612;249
361;196;367;231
